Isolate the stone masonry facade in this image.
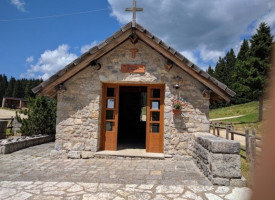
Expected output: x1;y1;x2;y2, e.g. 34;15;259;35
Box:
54;39;210;159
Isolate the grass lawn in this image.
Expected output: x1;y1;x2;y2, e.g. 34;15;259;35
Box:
210;101;259;119
210;101;262;134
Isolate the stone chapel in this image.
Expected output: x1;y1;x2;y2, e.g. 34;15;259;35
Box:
33;5;235;159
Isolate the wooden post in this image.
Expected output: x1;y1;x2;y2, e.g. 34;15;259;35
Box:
230;126;234;140
2;97;6;108
245;129;250;161
10;117;14;136
252;129;256;137
19;100;22;109
226;126;229;140
217;123;220;137
213;123;216;136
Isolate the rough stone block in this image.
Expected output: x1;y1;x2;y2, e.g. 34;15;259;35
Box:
68;151;81;159
230;176;247;187
194;143;209;161
50;150;63;158
211;177;230;186
63;142;72;150
72;143;85;151
74;119;82;125
55;140;63;151
82;151;94;159
196;134;240;154
210;153;241;178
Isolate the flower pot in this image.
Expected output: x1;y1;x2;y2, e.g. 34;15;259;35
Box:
172;109;181;116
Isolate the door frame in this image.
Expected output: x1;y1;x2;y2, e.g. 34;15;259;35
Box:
100;83;165;153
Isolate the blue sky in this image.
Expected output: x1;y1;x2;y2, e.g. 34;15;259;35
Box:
1;0;275;80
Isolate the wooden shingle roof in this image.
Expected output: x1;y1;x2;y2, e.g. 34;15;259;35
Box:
33;22;235;101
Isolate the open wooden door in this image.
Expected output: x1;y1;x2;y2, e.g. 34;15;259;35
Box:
100;84;119;151
146;85;164;153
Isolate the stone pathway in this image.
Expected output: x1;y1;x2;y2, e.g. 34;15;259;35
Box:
0;143;252;199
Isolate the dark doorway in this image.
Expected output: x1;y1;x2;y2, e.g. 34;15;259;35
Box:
117;86;147;150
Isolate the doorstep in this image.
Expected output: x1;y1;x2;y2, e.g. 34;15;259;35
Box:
95;148;165;159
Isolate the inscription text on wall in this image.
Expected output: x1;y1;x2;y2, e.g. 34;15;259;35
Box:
121;64;145;73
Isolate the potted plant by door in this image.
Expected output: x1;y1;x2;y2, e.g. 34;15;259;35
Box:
172;98;187;116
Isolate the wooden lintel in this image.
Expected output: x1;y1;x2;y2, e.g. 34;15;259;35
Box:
135;31;231;102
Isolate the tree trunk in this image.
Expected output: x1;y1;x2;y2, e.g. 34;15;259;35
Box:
259;96;264;122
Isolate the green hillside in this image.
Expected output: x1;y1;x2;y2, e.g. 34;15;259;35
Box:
210;101;258;122
210;101;261;133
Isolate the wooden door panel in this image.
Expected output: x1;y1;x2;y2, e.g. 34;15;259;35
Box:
146;85;164;153
101;84;119;151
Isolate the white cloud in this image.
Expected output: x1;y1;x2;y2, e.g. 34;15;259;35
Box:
180;50;198;65
199;45;224;63
21;44;77;80
247;4;275;36
108;0;275;68
10;0;26;12
26;56;34;63
80;41;98;54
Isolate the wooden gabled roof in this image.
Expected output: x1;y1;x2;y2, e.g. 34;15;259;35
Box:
33;22;235;102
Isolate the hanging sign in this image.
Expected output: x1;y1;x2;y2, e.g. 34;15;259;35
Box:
121;64;145;73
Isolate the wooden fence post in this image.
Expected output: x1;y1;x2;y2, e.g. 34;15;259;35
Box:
217;123;220;137
230;126;234;140
226;126;229;140
213;123;216;135
252;129;256;137
245;129;250;161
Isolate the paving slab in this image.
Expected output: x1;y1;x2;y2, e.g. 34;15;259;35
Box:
0;142;252;199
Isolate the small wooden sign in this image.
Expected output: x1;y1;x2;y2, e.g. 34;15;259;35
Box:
121;64;145;73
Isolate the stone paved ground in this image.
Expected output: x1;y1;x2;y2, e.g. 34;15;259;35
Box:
0;143;252;200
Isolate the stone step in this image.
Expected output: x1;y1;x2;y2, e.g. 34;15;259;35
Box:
95;150;165;160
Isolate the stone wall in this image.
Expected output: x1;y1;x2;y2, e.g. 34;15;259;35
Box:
55;39;210;159
192;133;246;186
0;135;55;154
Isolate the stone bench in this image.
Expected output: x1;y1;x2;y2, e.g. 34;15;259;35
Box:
192;133;246;186
0;135;55;154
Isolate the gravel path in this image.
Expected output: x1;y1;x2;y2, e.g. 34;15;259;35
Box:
210;115;245;121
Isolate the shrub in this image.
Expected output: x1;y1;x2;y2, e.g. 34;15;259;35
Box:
16;96;56;136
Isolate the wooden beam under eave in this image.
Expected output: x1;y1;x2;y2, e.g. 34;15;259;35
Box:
38;29;133;97
135;31;231;102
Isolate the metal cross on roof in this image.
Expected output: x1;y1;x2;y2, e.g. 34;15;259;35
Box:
125;0;143;27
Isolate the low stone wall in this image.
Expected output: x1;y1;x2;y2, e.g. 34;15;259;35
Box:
0;135;55;154
192;133;246;186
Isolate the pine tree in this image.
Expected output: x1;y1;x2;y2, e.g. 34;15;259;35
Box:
231;40;251;104
206;65;215;77
4;77;16;97
224;49;236;89
237;39;249;61
0;74;8;105
249;22;273;121
16;96;56;136
214;57;226;81
13;80;24;98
